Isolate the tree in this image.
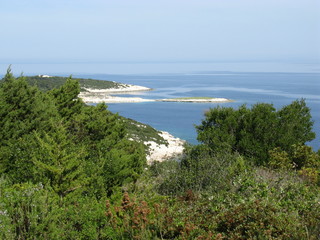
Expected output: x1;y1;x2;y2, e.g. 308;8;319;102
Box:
48;76;83;120
277;99;315;150
31;124;86;198
196;100;315;164
0;69;146;198
0;68;57;142
0;69;58;176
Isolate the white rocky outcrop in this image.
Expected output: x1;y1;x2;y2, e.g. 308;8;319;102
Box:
160;98;232;102
79;84;153;103
145;131;185;164
79;94;155;103
78;84;232;104
82;84;151;93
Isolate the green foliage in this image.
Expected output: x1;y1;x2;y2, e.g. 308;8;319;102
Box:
215;200;305;239
277;99;316;148
270;144;320;170
150;146;248;196
0;178;61;239
269;147;293;170
0;69;146;198
0;69;58;178
104;174;320;239
64;102;147;198
74;103;126;144
122;117;167;146
196;100;315;164
31;127;86;198
269;144;320;184
0;178;113;240
1;68;319;239
48;77;83;120
104;191;215;240
55;196;110;239
0;69;57;142
3;75;122;92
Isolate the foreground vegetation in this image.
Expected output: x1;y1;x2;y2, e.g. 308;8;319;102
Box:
0;69;319;239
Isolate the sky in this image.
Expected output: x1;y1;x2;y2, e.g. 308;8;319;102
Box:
0;0;319;74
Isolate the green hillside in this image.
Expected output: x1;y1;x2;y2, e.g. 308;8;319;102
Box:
22;75;122;91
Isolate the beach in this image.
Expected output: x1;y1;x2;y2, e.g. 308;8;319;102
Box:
79;84;154;103
79;84;231;103
81;84;152;93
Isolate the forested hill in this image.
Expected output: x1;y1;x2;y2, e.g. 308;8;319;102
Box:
0;75;123;92
0;74;167;146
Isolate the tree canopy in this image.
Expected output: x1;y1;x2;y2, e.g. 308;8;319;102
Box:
196;100;315;164
0;68;146;197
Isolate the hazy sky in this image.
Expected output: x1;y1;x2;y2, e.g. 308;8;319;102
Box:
1;0;319;68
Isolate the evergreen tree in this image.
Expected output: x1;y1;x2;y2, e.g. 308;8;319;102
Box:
277;99;315;150
0;69;58;177
197;100;315;164
48;76;83;120
0;68;57;142
31;123;86;198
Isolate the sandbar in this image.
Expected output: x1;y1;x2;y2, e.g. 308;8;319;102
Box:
159;97;232;103
79;84;232;103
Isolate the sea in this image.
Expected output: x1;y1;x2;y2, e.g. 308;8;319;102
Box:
74;71;320;151
1;62;319;150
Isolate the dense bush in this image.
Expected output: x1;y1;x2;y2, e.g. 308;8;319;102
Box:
269;144;320;184
150;146;247;196
196;100;315;164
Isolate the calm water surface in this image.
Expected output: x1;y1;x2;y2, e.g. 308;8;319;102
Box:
76;72;320;150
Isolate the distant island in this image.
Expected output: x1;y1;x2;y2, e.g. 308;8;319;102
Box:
22;75;123;91
12;75;232;103
159;97;233;103
80;88;232;103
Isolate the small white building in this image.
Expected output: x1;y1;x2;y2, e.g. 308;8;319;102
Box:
38;75;51;78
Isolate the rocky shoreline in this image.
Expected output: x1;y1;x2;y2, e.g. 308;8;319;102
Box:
78;85;232;103
79;84;230;163
79;84;153;103
159;98;233;103
145;131;185;164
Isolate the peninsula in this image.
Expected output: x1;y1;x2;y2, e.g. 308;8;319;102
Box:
19;75;232;103
159;97;233;103
79;85;232;103
78;84;154;103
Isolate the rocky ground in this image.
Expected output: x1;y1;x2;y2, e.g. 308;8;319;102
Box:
145;131;186;164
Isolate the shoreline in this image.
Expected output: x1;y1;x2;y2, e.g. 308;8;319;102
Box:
81;84;152;93
79;85;232;103
79;84;154;103
159;98;233;103
79;84;227;163
145;131;185;164
79;95;156;103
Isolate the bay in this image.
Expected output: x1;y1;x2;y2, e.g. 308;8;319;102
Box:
76;72;320;150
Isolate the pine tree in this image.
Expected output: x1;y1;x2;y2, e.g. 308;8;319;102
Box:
0;68;58;176
48;77;83;120
0;68;57;141
31;123;86;198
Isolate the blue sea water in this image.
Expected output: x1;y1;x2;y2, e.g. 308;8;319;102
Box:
76;72;320;151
